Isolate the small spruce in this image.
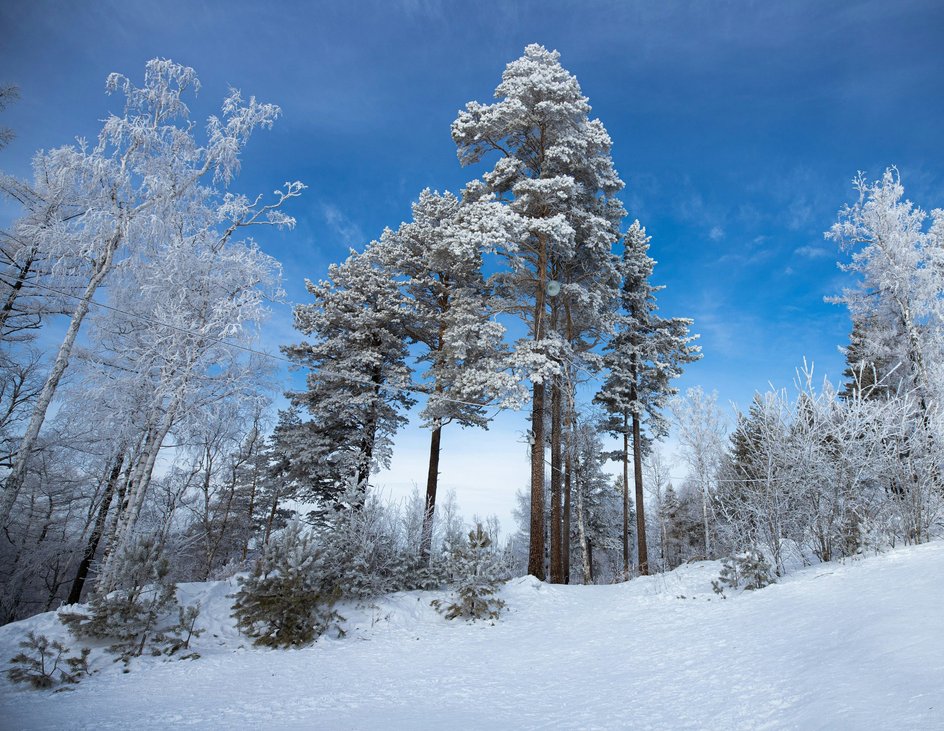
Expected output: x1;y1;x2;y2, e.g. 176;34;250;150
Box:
712;548;775;596
6;632;90;689
231;519;341;648
60;535;200;666
432;524;508;622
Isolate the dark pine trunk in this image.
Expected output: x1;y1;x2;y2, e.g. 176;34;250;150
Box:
622;414;630;578
632;408;648;576
549;377;563;583
528;381;546;580
67;452;124;604
562;412;572;584
420;421;442;560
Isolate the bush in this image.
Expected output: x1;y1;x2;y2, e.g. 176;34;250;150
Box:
233;494;514;642
712;548;775;595
432;525;510;622
231;519;341;647
6;632;90;689
60;535;202;665
316;487;444;598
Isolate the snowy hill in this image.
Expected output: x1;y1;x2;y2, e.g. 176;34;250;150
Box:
2;542;943;730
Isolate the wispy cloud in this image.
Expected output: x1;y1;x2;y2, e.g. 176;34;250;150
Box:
396;0;446;20
794;244;832;259
715;234;775;267
785;197;816;231
321;203;365;248
747;166;846;235
675;183;729;244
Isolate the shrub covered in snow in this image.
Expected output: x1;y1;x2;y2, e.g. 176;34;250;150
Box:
6;632;90;689
231;519;341;647
432;524;510;621
232;489;516;644
316;488;443;598
712;548;776;595
60;535;202;665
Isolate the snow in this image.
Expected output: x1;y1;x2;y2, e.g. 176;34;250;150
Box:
2;542;943;730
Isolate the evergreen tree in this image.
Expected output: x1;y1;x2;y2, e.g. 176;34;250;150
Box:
453;44;625;580
595;221;700;575
283;249;415;513
712;549;775;595
231;519;340;648
60;535;201;665
432;524;509;621
660;484;703;570
6;632;89;689
375;189;521;558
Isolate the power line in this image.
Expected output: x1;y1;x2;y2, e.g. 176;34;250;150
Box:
0;268;668;428
0;272;511;413
6;273;782;488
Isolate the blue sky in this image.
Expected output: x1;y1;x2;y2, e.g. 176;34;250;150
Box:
2;0;943;526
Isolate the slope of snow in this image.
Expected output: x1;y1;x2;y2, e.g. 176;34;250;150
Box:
2;542;942;730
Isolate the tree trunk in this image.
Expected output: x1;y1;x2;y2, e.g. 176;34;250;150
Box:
67;451;125;604
353;360;385;505
205;462;239;580
574;451;592;584
420;420;442;560
632;410;648;576
199;446;215;579
1;231;121;527
528;231;548;581
562;308;575;584
622;414;630;578
0;250;36;339
98;399;177;592
702;480;711;559
100;431;144;571
549;377;563;583
528;381;546;580
242;466;258;561
263;486;281;548
562;417;572;584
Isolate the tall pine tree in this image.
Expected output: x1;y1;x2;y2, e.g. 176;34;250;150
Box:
595;221;700;575
452;44;624;580
375;189;522;558
283;249;414;514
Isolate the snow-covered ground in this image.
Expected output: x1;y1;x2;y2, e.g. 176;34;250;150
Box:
2;542;942;730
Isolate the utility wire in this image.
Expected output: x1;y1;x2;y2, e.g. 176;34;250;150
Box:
0;273;680;427
0;272;518;412
5;275;789;490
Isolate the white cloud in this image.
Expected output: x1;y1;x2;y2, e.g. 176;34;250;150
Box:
321;203;365;248
794;245;832;259
709;226;724;241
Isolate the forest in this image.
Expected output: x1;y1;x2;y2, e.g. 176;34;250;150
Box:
0;43;942;671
